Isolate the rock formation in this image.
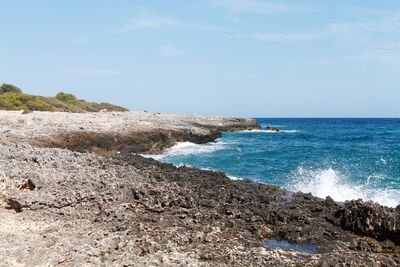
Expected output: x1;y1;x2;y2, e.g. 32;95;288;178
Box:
266;126;280;132
0;111;399;266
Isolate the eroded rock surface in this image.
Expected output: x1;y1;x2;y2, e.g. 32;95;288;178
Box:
0;111;260;153
1;144;399;266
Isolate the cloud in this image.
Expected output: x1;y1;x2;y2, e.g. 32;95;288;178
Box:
328;17;400;43
251;32;325;42
330;17;400;35
114;10;223;32
158;46;188;57
356;41;400;63
358;51;400;62
228;31;325;42
71;36;88;45
116;15;180;32
232;15;400;44
210;0;311;14
65;69;117;76
311;60;335;66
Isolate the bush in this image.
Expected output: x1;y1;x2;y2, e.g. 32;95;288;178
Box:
26;99;53;111
0;92;29;110
55;92;77;102
0;89;128;112
0;83;22;94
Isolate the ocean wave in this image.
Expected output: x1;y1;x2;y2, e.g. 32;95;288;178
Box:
177;163;193;168
280;130;299;133
286;167;399;208
238;129;300;133
141;141;227;160
227;175;243;180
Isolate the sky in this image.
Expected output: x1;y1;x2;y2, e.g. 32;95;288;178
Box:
1;0;400;117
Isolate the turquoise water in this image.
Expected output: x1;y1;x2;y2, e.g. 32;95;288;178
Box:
265;239;318;254
146;119;400;207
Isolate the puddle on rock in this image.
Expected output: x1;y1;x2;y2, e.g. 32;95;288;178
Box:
277;193;294;205
265;239;318;254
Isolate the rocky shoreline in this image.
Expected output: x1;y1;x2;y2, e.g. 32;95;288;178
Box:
0;111;399;266
0;111;259;154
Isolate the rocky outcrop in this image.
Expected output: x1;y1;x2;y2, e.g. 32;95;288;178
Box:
266;126;280;132
336;199;400;244
0;143;399;266
39;128;223;154
0;111;399;266
0;111;260;153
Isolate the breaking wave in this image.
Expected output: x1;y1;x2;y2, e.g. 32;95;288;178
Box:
239;129;300;133
286;167;400;208
142;141;227;160
227;175;244;180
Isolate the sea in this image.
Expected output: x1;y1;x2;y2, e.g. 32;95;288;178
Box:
145;118;400;208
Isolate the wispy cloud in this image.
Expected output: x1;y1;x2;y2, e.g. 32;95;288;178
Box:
158;45;188;57
210;0;312;14
251;32;324;42
311;60;335;66
232;15;400;44
114;10;223;32
65;68;117;76
329;17;400;42
116;15;180;32
228;31;325;42
356;41;400;63
71;36;88;45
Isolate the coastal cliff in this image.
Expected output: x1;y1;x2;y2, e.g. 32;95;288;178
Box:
0;111;399;266
0;110;260;153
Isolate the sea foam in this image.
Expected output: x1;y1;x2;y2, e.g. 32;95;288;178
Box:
239;129;300;133
287;167;399;208
142;141;227;160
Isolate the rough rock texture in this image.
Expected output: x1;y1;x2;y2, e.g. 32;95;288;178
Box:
1;144;399;266
266;126;280;132
0;111;399;266
0;111;260;153
336;199;400;244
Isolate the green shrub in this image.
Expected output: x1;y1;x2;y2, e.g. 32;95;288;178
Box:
0;93;27;110
0;83;22;94
0;87;128;112
55;92;77;102
26;99;52;111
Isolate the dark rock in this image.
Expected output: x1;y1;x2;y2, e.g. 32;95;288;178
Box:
6;198;23;212
18;178;36;191
382;239;395;249
266;126;280;132
335;199;400;244
1;143;399;266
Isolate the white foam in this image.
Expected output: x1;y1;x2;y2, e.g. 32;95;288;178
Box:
280;130;299;133
177;163;193;168
238;129;299;133
141;141;227;160
227;175;243;180
287;167;399;208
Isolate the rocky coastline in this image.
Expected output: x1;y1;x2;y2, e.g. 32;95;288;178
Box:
0;111;399;266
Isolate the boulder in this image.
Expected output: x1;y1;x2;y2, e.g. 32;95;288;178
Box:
266;126;280;132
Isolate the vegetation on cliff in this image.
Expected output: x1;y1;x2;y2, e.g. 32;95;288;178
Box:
0;83;128;112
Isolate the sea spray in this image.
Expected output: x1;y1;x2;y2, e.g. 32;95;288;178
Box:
142;141;228;160
141;118;400;208
286;166;400;207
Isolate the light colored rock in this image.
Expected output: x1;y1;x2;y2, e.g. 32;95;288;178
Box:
0;111;260;147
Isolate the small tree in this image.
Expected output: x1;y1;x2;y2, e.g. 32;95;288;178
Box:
55;92;77;102
0;83;22;94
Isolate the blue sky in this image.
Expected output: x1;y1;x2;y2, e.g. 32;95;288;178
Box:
1;0;400;117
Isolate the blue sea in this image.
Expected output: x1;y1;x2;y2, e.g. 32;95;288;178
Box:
146;119;400;208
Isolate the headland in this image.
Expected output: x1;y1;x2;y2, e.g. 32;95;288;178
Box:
0;110;399;266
